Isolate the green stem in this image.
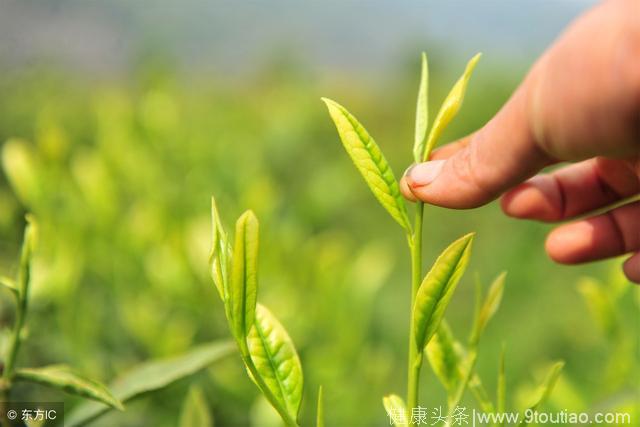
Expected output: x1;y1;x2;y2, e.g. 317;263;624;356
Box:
406;202;424;422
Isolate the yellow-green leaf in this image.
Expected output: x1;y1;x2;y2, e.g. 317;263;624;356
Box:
66;340;233;427
230;210;259;341
316;385;324;427
179;386;213;427
422;53;481;161
497;344;506;416
382;394;408;427
413;52;429;162
470;271;506;345
518;362;564;427
14;365;123;410
322;98;411;231
0;276;18;299
247;304;303;421
413;233;474;350
577;277;617;337
425;320;460;393
209;196;230;302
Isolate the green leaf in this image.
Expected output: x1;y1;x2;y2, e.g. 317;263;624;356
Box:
210;196;230;302
230;210;259;341
247;304;303;421
518;361;564;427
470;271;506;345
425;320;461;393
322;98;411;232
66;340;234;427
422;53;481;161
382;394;408;427
497;344;506;416
14;365;123;410
179;386;213;427
0;276;18;299
577;277;617;337
413;52;429;162
413;233;474;350
316;385;324;427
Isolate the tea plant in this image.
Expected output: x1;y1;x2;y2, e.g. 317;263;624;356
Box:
323;53;563;425
208;197;317;427
0;217;122;424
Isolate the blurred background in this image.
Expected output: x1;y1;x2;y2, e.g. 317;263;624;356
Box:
0;0;638;426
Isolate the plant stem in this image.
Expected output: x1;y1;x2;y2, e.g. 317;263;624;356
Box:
406;201;424;422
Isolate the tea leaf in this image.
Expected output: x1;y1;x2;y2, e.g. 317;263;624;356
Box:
247;303;303;421
316;385;324;427
577;277;617;337
497;345;506;415
66;340;234;426
230;210;259;340
0;276;18;299
322;98;411;232
382;394;408;427
470;271;506;345
179;386;213;427
518;361;564;426
425;320;460;393
422;53;481;161
413;52;429;162
14;365;123;410
210;196;230;302
413;233;474;350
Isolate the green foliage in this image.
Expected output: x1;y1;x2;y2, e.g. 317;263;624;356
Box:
413;233;474;351
382;394;408;427
14;365;123;410
66;341;234;426
316;386;324;427
518;362;564;426
179;386;213;427
413;52;429;162
322;98;411;232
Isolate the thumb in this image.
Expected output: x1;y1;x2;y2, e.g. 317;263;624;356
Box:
403;87;551;209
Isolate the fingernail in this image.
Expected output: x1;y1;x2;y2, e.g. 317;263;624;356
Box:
406;160;445;187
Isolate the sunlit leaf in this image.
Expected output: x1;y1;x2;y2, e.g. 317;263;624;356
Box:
66;340;234;426
518;361;564;427
413;52;429;162
316;385;324;427
247;303;303;421
179;386;213;427
413;233;474;350
230;210;259;340
209;196;230;302
577;277;617;337
422;53;481;161
14;365;122;410
322;98;411;232
470;271;506;345
425;320;460;393
382;394;408;427
0;276;18;299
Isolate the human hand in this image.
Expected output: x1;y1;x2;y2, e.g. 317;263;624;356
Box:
400;0;640;282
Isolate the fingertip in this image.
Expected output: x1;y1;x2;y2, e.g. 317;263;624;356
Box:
545;223;589;264
400;176;417;202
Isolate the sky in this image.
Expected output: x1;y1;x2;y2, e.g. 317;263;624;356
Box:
0;0;598;79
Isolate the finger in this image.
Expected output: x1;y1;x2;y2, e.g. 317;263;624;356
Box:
405;84;553;208
429;138;469;161
404;0;640;208
400;174;417;202
545;201;640;264
623;252;640;284
501;157;640;222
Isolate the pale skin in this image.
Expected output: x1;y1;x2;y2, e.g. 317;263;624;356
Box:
400;0;640;283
